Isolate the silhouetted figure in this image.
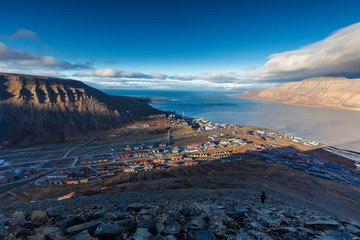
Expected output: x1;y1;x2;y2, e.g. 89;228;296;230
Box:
261;191;266;204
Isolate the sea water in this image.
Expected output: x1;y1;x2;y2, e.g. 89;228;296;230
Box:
103;89;360;152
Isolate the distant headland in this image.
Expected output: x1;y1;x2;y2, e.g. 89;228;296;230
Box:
232;76;360;111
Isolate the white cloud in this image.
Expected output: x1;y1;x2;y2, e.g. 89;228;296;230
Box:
9;29;40;42
17;56;58;66
170;71;240;82
1;29;40;42
168;21;360;85
165;21;360;86
84;76;275;90
246;21;360;80
75;68;168;79
0;42;92;70
148;72;167;79
30;70;60;76
241;66;257;71
77;69;272;90
0;63;60;77
75;68;239;84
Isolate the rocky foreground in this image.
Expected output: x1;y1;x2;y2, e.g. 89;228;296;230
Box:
0;189;360;240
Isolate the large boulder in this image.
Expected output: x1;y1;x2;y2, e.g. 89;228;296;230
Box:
193;230;217;240
64;214;86;228
20;221;41;229
45;206;65;218
0;223;8;240
304;219;339;230
104;211;131;221
154;222;165;234
69;230;94;240
27;234;45;240
37;226;62;236
247;230;274;240
168;209;181;220
93;222;123;238
149;206;161;216
12;211;26;223
346;224;360;236
188;217;207;230
30;211;48;224
183;204;203;217
17;227;36;237
66;220;102;236
282;231;309;240
136;214;152;228
113;203;129;212
349;220;360;229
132;228;152;240
315;230;352;240
153;213;171;224
163;221;182;235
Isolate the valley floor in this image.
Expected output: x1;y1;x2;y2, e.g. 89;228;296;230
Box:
0;116;359;237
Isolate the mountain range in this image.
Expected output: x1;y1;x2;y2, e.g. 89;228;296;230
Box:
0;73;160;145
236;76;360;111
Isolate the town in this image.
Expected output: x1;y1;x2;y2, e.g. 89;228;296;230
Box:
0;117;359;190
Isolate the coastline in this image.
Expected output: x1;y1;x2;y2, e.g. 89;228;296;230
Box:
123;95;175;103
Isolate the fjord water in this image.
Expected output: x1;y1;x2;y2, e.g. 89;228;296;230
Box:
104;89;360;152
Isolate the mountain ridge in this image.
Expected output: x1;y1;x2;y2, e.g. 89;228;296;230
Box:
234;76;360;110
0;73;160;145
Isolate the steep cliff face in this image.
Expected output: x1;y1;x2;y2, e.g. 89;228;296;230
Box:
0;73;160;145
237;76;360;110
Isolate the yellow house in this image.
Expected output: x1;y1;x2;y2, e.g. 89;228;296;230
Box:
79;178;88;183
66;179;79;184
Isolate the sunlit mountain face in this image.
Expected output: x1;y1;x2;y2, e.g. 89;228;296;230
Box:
0;73;160;145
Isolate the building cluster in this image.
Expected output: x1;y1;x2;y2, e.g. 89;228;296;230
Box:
193;118;238;131
46;168;99;185
186;136;247;153
0;166;34;185
127;124;150;130
79;155;111;165
41;134;251;186
3;117;355;188
168;114;190;127
246;145;360;187
245;130;319;147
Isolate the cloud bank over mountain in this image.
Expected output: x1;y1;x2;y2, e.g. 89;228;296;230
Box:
245;22;360;81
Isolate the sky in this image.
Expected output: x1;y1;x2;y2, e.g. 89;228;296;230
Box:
1;0;360;90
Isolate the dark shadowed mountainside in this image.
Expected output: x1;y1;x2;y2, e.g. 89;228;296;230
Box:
0;73;160;145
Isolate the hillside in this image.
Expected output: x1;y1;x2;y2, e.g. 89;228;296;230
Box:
1;189;360;240
235;76;360;110
0;73;160;145
1;160;360;239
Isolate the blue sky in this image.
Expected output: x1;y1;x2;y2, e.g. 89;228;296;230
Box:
1;0;360;89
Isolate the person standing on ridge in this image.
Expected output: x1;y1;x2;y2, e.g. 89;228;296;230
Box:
261;191;266;204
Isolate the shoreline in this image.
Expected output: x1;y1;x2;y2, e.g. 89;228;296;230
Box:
125;95;175;103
